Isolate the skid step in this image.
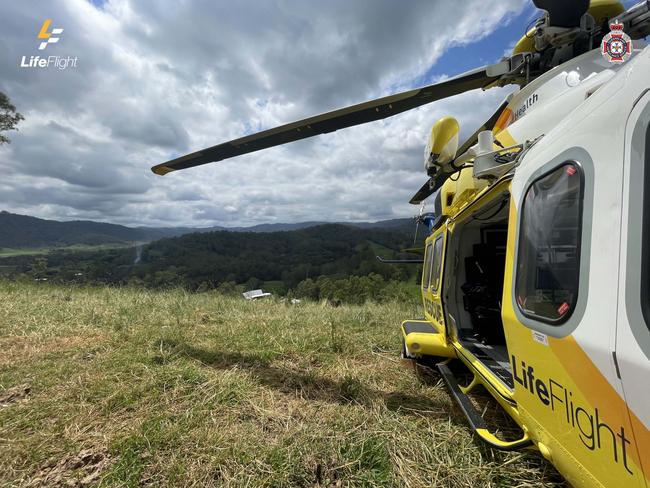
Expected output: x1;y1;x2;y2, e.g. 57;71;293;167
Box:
402;320;437;335
400;320;455;358
436;362;532;451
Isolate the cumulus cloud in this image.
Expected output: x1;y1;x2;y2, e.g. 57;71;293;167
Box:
0;0;525;227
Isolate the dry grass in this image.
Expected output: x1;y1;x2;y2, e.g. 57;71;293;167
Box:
0;282;566;487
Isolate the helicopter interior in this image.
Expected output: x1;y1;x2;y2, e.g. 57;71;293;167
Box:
444;192;513;388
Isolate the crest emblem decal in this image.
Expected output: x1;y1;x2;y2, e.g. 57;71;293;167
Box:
601;19;632;63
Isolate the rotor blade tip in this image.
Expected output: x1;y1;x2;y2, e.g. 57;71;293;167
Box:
151;165;174;176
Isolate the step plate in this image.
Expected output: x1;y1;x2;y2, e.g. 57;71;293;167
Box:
402;320;436;335
461;339;514;389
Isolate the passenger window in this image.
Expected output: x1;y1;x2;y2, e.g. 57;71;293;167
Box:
641;124;650;331
422;243;433;289
430;236;444;292
515;162;583;324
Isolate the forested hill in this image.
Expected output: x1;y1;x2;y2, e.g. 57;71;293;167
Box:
0;211;190;247
134;224;417;289
2;224;424;299
0;211;414;249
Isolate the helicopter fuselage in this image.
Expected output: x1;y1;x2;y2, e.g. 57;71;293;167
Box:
408;41;650;488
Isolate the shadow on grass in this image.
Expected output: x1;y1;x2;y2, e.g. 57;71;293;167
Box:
153;339;565;484
160;339;455;420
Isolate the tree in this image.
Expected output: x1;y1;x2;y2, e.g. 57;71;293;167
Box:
31;257;48;278
244;276;261;290
196;281;213;293
295;278;318;300
0;92;24;145
216;281;245;296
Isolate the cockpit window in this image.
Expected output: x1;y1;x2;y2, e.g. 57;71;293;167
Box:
430;235;444;292
515;162;583;324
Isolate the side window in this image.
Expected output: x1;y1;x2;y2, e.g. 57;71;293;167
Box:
430;236;444;292
422;243;433;289
641;123;650;331
515;162;583;324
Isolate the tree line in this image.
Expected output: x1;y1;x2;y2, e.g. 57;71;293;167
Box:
1;224;424;303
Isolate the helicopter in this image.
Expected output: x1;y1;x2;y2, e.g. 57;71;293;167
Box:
151;1;650;486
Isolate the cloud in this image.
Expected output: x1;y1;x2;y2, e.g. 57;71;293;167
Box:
0;0;525;227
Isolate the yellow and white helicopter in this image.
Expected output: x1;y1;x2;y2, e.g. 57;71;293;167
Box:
152;1;650;486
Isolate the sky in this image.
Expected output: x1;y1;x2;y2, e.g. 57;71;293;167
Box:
0;0;547;228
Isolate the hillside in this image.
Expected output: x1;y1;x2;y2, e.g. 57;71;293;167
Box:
0;283;564;487
227;218;415;233
0;211;415;249
132;224;418;289
0;211;185;248
0;224;423;299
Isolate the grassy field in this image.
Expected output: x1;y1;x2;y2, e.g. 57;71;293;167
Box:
0;282;566;487
0;243;133;258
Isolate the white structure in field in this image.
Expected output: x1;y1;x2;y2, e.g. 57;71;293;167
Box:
242;289;271;300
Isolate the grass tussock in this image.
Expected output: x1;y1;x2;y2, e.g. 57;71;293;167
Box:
0;282;566;487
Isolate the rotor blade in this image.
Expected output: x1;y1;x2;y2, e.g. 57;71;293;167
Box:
413;219;420;245
616;1;650;40
152;66;498;175
533;0;589;28
408;170;448;205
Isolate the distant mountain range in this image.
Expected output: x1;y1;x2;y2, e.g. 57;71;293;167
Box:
0;211;415;249
224;218;415;233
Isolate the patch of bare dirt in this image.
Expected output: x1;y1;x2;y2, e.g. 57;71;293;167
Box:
28;449;111;487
